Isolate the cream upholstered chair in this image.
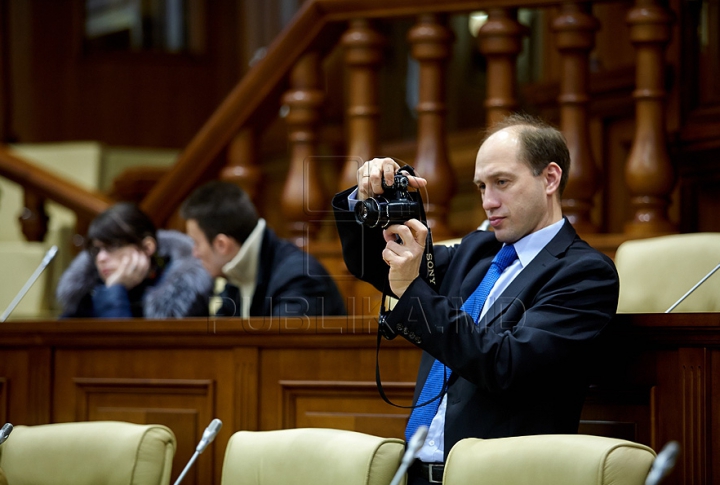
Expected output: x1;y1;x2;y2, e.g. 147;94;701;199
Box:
0;421;176;485
615;233;720;313
443;434;656;485
221;428;405;485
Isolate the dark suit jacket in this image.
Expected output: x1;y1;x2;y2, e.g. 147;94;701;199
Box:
333;187;619;458
215;227;346;317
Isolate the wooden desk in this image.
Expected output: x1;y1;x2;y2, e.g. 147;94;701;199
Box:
1;313;717;485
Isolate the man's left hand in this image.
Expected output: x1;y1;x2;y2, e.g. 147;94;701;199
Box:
382;219;428;298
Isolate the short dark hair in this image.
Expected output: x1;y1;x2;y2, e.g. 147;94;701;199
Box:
483;113;570;195
87;202;157;248
180;181;259;244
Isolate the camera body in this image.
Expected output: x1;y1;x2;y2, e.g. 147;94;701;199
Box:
354;172;422;228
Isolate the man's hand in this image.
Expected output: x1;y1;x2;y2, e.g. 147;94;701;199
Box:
382;219;428;298
356;157;427;201
105;249;150;289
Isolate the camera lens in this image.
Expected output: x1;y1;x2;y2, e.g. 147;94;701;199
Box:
354;197;384;228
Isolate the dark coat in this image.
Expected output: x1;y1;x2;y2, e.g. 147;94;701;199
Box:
214;228;346;317
333;187;619;458
57;230;213;318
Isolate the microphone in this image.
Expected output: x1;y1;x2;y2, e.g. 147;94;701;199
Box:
389;425;428;485
665;263;720;313
645;441;680;485
478;220;491;231
1;245;58;322
0;423;13;445
172;418;222;485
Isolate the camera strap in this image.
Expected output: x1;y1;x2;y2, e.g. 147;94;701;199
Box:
374;164;448;411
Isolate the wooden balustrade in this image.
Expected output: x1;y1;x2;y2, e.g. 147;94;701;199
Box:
120;0;692;255
18;188;49;242
409;14;456;240
0;0;696;263
553;2;600;233
222;127;262;204
340;19;384;190
477;8;528;125
281;53;326;247
624;0;676;235
0;146;111;223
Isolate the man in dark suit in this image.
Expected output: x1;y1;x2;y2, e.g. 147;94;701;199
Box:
181;181;346;318
332;114;619;485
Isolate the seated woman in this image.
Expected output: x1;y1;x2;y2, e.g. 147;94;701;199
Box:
57;203;213;318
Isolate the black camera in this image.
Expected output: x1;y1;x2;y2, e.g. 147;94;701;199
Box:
354;172;422;228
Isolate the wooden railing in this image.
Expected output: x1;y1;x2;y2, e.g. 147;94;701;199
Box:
138;0;677;243
0;146;111;242
0;0;681;270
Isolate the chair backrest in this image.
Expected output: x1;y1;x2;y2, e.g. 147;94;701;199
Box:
615;233;720;313
0;421;176;485
221;428;405;485
443;434;656;485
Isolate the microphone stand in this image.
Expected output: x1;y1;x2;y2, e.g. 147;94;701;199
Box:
173;419;222;485
665;263;720;313
389;426;428;485
1;245;58;322
645;441;680;485
0;423;13;445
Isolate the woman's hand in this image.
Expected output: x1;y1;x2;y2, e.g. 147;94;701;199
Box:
105;249;150;289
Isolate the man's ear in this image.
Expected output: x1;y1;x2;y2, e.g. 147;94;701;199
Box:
141;236;157;256
545;162;562;195
212;233;236;256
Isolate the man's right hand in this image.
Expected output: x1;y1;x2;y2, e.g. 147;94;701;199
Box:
356;157;427;200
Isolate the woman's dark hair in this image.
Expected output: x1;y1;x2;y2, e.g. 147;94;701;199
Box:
86;203;157;249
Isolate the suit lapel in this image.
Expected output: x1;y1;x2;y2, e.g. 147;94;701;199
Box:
476;219;578;328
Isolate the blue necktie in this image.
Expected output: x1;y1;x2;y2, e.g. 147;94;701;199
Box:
404;244;518;442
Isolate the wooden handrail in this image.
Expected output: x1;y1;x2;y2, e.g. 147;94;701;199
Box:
0;146;112;220
141;0;606;225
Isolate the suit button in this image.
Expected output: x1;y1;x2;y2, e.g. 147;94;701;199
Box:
408;332;415;339
416;337;422;344
396;323;403;331
403;328;408;335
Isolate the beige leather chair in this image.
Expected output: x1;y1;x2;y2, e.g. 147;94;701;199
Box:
443;434;656;485
221;428;405;485
0;421;176;485
615;233;720;313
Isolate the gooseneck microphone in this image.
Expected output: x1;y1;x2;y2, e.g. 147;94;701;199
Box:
172;419;222;485
645;441;680;485
0;423;13;445
389;425;428;485
0;245;58;322
665;263;720;313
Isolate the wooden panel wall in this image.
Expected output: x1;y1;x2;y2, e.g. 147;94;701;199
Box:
5;0;242;147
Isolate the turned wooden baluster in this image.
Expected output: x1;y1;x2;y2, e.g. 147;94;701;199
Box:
340;19;384;190
625;0;675;234
552;3;600;233
281;52;326;248
222;127;262;204
477;9;528;125
408;14;455;240
19;188;48;242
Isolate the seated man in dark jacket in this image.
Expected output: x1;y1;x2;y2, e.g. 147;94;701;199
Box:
181;181;346;318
